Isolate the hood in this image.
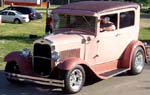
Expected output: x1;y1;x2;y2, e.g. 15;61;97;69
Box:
43;31;94;51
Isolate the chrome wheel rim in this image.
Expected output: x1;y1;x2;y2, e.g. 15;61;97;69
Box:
134;52;144;72
69;69;83;91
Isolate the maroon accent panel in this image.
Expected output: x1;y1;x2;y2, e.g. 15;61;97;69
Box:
60;49;80;60
53;1;138;15
57;57;88;70
121;40;146;68
4;51;33;75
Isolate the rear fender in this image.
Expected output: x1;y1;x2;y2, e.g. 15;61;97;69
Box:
121;40;146;68
4;51;33;75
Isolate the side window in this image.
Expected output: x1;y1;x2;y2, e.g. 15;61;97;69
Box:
16;8;24;13
119;11;135;28
8;12;15;16
18;8;30;14
11;7;16;11
100;14;117;31
0;11;8;15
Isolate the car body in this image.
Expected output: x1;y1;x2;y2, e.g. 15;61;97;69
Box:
1;6;42;20
0;10;29;23
145;8;150;14
4;1;147;94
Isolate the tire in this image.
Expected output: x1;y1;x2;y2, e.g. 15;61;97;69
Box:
14;19;21;24
63;65;85;94
5;61;21;83
129;47;145;75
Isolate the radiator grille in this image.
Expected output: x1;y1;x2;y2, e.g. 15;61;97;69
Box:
33;43;51;76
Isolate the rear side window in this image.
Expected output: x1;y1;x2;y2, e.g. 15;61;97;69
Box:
20;8;31;14
8;12;15;16
12;7;31;14
30;8;36;13
119;11;135;28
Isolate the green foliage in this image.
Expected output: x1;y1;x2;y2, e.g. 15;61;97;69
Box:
131;0;150;6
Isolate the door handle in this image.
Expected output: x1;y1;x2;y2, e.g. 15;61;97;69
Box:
97;40;100;43
115;34;121;37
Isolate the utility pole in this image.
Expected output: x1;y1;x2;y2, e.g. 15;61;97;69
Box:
40;0;42;7
46;0;51;18
68;0;70;4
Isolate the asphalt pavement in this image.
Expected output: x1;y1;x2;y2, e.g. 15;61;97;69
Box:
0;63;150;95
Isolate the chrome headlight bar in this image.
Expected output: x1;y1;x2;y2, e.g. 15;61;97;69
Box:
21;48;31;57
51;51;60;62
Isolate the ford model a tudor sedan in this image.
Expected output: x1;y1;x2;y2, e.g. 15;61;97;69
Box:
4;1;147;94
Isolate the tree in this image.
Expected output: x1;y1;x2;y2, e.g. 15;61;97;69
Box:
0;0;4;7
126;0;150;6
68;0;70;4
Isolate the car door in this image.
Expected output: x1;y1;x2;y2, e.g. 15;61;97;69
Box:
96;14;120;64
114;10;138;56
0;11;8;22
7;11;16;22
96;30;120;64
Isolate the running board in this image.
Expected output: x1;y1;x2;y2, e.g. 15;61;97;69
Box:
99;68;129;79
6;72;64;87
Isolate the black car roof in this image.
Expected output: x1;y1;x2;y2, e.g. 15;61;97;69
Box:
53;1;139;16
8;6;33;9
56;1;138;13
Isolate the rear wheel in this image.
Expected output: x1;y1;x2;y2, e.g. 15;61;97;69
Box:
14;19;21;24
62;65;85;94
5;61;21;83
129;47;145;75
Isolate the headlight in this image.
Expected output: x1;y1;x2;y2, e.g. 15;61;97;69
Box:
22;48;31;57
51;51;60;61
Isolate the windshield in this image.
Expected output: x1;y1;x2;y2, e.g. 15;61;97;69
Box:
53;14;96;34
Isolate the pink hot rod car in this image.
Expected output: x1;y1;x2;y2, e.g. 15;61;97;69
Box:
4;1;147;94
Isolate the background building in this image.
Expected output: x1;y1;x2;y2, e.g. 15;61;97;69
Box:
2;0;150;6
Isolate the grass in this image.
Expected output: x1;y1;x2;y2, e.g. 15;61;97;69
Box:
0;12;150;69
139;13;150;40
139;28;150;40
0;13;46;69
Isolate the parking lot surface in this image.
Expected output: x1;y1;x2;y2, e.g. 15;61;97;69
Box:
0;63;150;95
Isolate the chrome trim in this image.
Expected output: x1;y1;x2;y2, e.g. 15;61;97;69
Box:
21;48;31;57
33;56;51;60
33;39;55;51
33;39;58;73
6;72;64;87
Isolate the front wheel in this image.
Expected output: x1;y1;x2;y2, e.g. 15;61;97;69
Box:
63;65;85;94
14;19;21;24
129;47;145;75
5;61;21;83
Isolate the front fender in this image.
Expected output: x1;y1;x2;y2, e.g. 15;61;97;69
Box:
57;57;89;71
4;51;33;75
4;51;24;62
121;40;146;68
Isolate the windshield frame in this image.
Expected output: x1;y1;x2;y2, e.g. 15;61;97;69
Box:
52;13;97;36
